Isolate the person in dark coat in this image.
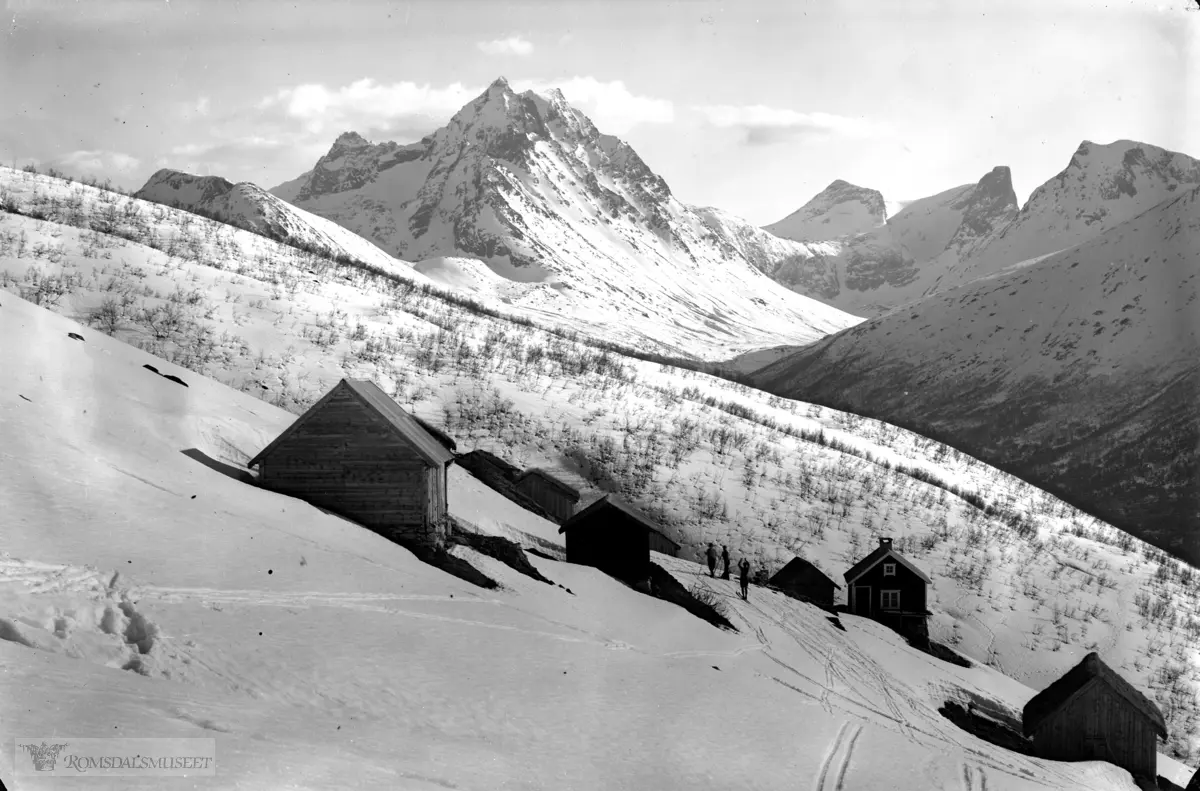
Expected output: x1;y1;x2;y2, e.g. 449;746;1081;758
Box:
738;558;751;600
706;543;718;577
720;545;731;580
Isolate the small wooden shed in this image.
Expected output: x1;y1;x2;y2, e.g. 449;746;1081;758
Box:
844;537;931;642
247;378;455;545
513;468;580;523
1022;652;1166;780
770;557;840;607
455;449;522;485
558;495;680;582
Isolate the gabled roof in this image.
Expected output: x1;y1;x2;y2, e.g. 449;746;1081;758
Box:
1022;652;1167;738
557;494;681;549
247;379;455;468
455;449;522;478
516;468;580;500
410;413;458;453
843;543;931;585
771;557;841;590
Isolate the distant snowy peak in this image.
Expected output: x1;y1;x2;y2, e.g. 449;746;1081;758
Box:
744;165;1017;316
952;140;1200;283
942;165;1019;251
285;133;428;203
765;179;887;242
264;77;860;357
136;169;237;207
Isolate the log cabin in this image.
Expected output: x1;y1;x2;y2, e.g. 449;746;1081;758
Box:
558;494;680;582
769;557;841;607
513;468;580;523
1022;652;1166;781
843;537;931;643
247;378;455;546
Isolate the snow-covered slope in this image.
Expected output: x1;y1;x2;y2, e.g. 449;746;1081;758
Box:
135;168;415;277
765;179;887;241
1;292;1194;790
754;183;1200;567
694;206;850;312
755;167;1019;316
6;166;1200;779
267;78;860;358
943;140;1200;289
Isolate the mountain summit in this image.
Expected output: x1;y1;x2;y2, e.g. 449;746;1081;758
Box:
765;180;887;241
269;79;858;357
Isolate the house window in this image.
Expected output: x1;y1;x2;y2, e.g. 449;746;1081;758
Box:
883;563;896;576
881;590;900;610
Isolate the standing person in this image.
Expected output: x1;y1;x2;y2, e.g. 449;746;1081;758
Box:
738;558;751;600
706;543;718;577
720;545;731;580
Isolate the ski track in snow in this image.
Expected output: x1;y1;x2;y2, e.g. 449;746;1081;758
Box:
813;720;863;791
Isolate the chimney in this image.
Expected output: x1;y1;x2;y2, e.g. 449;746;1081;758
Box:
879;537;893;549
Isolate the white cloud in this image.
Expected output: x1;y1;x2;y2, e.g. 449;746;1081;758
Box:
694;104;883;144
256;76;673;139
477;36;534;56
49;149;140;176
258;79;479;136
515;77;675;134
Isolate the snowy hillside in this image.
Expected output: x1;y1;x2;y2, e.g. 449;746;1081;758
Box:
135;168;418;278
265;77;860;358
5;270;1200;791
693;206;849;312
765;179;887;241
753;182;1200;571
5;165;1200;779
942;140;1200;290
754;167;1019;317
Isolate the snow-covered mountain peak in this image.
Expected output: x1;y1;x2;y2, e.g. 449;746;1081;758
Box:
332;130;371;151
765;179;887;241
261;79;859;357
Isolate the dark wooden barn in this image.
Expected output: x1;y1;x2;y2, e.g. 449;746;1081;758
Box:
843;537;931;642
770;557;840;607
558;495;680;582
247;378;455;546
513;468;580;523
1023;652;1166;781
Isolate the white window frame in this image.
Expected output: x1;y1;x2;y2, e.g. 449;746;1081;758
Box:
883;562;896;576
881;590;901;610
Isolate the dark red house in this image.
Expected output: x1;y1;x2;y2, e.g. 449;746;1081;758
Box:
558;495;680;582
843;537;931;642
248;378;455;546
1023;652;1166;782
770;557;840;607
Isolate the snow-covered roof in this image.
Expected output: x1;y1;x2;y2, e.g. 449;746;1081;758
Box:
1022;651;1166;739
247;378;454;468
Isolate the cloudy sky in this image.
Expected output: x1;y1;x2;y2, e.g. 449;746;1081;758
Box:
2;0;1194;224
